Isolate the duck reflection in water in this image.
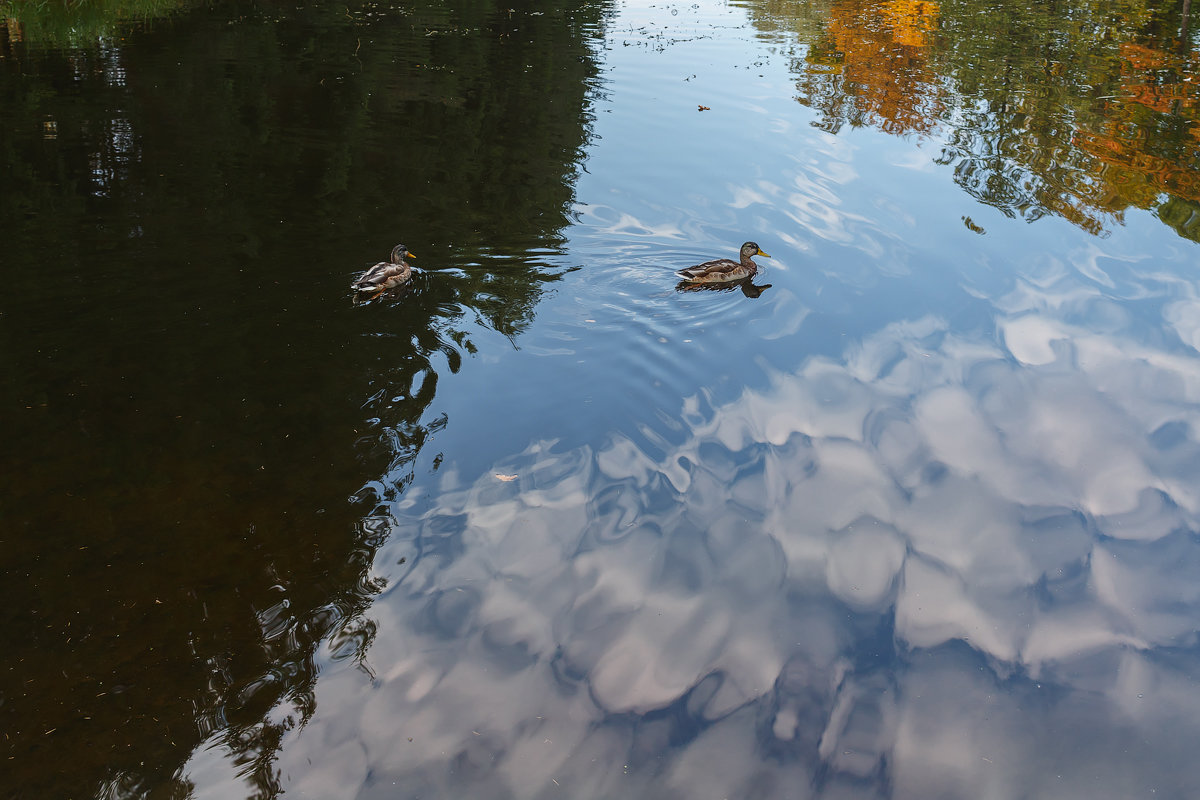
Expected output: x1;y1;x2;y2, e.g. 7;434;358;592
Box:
675;278;773;298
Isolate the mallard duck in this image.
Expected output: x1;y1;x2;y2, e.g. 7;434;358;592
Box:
675;241;770;284
352;245;416;295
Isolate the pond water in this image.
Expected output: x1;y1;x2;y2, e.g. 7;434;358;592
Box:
3;0;1200;797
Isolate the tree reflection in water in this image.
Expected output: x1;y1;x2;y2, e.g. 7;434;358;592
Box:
745;0;1200;241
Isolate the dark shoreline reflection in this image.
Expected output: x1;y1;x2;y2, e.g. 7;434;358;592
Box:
741;0;1200;241
0;0;607;795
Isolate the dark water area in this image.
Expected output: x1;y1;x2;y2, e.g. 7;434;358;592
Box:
2;0;1199;797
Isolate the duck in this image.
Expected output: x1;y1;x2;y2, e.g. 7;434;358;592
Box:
352;244;416;296
675;241;770;285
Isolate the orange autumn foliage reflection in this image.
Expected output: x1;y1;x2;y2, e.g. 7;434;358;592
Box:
1074;43;1200;209
799;0;944;135
880;0;939;48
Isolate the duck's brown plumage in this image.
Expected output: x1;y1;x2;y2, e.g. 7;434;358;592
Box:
675;241;770;284
353;244;416;293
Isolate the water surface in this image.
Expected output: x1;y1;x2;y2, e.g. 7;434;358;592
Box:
2;0;1200;797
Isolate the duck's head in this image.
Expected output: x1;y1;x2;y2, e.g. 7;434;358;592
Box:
741;242;770;259
390;244;417;263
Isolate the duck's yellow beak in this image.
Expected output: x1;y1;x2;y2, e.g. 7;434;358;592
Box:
757;248;771;258
406;251;417;259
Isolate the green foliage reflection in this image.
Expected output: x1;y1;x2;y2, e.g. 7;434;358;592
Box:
1;0;190;45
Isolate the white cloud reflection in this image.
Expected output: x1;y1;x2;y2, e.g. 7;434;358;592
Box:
195;265;1200;799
